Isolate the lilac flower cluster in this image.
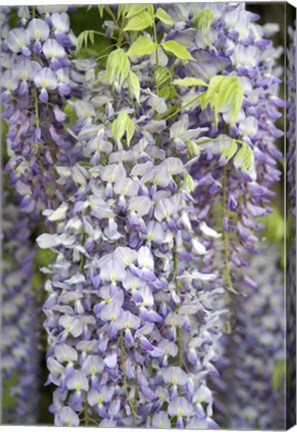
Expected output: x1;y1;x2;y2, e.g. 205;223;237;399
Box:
217;246;285;429
37;67;225;427
167;2;283;304
0;6;84;216
1;2;285;427
287;24;296;427
1;194;40;424
287;26;296;219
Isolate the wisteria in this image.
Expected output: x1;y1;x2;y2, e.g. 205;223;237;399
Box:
1;193;40;424
287;22;296;428
0;2;293;428
215;245;285;429
1;5;85;218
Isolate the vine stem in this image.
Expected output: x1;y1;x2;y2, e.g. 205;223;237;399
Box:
84;394;89;426
163;93;202;121
120;330;137;425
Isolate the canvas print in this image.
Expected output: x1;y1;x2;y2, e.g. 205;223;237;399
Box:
0;2;296;429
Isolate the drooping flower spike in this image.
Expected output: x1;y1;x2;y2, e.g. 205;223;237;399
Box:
1;3;285;428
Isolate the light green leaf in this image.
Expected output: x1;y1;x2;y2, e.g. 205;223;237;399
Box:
127;36;157;57
234;144;254;172
153;67;172;87
112;112;128;141
129;71;140;104
117;50;130;86
193;8;213;32
220;139;238;163
155;7;175;25
117;5;126;18
124;11;153;31
157;85;176;100
147;4;155;18
161;40;194;61
76;30;96;54
183;173;195;193
173;77;207;87
112;111;135;146
200;75;243;125
98;5;104;18
106;49;130;87
125;5;148;18
186;140;200;157
126;117;136;147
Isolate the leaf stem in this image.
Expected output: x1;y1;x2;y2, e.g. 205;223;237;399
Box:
164;93;202;121
84;394;89;426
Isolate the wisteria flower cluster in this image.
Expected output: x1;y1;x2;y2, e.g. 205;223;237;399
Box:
2;191;40;424
287;23;296;427
1;5;86;217
214;245;285;429
0;2;290;428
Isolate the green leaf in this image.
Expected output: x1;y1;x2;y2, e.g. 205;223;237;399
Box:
76;30;96;54
126;117;136;147
125;5;148;18
161;40;194;61
153;67;172;87
186;140;200;157
98;5;104;18
64;101;78;124
129;71;140;104
183;173;195;193
147;4;155;18
127;36;157;57
112;112;128;141
112;111;135;146
106;49;130;87
234;143;254;172
124;11;153;31
155;7;175;25
220;139;238;163
117;5;126;18
200;75;243;125
193;8;213;32
157;85;176;100
173;77;207;87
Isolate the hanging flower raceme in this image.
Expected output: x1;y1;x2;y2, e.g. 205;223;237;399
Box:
37;81;224;429
163;2;283;323
287;26;296;219
35;4;235;426
0;6;87;217
1;194;41;424
1;3;285;428
287;24;296;427
216;245;285;429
